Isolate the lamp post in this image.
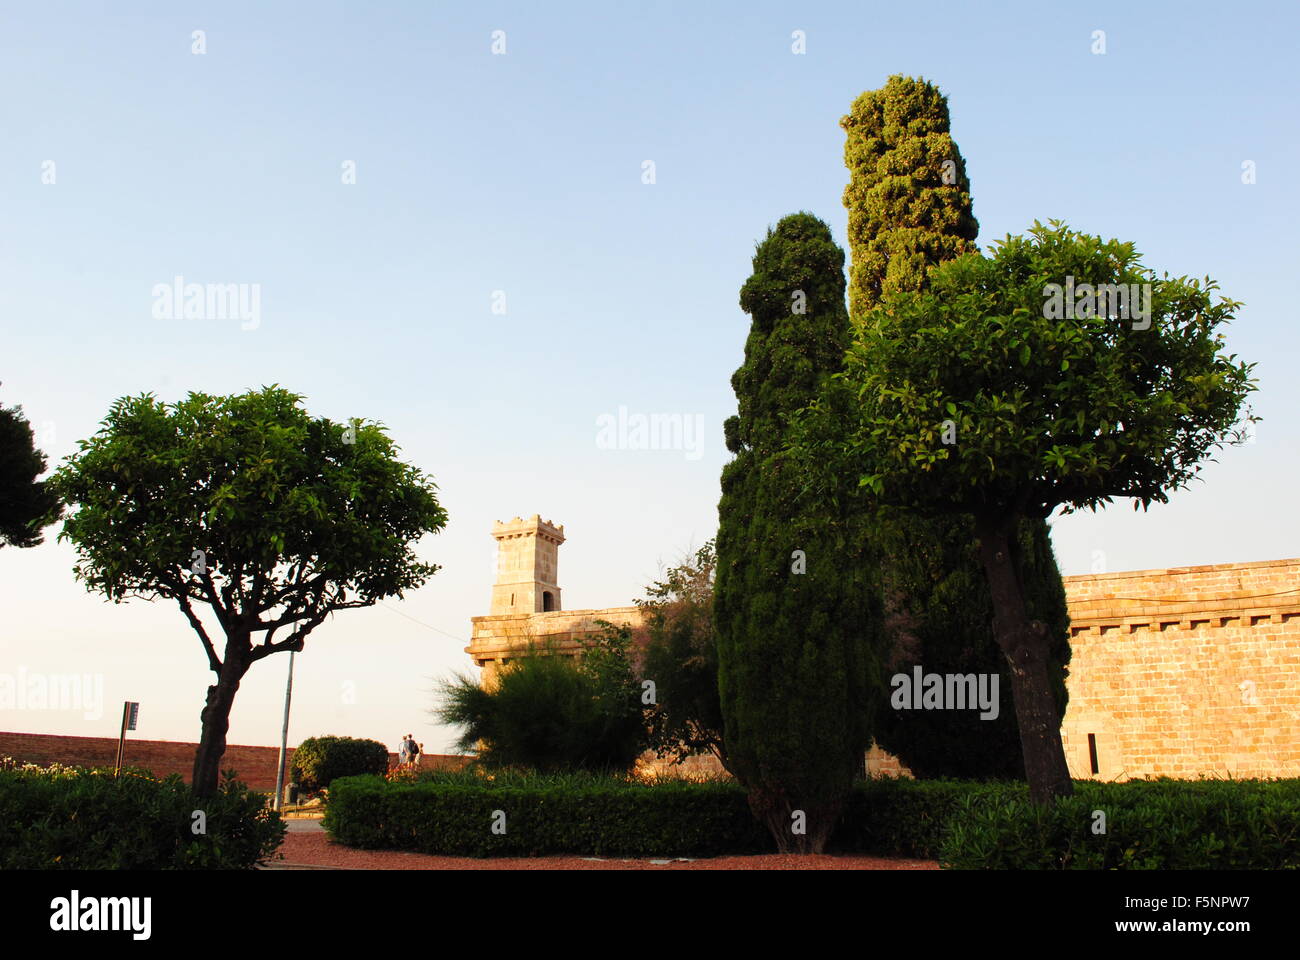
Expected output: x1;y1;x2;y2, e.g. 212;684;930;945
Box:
273;650;295;810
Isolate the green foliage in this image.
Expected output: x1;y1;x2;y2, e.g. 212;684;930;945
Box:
871;513;1071;779
715;211;886;851
841;74;978;319
834;777;1011;858
940;779;1300;869
435;629;649;774
0;766;284;869
292;735;390;793
0;400;62;548
634;540;728;770
325;772;767;858
816;221;1259;518
837;75;1069;781
324;771;1300;867
48;385;448;797
50;386;447;609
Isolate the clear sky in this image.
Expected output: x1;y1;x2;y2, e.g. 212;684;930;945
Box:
2;1;1297;754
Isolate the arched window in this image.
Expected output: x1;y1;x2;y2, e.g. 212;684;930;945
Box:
543;591;555;611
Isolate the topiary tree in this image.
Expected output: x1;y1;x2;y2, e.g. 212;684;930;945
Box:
51;386;448;798
841;75;1071;779
795;221;1259;804
842;74;978;319
715;212;886;853
291;736;390;793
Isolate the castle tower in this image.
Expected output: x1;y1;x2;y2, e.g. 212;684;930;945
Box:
489;515;565;615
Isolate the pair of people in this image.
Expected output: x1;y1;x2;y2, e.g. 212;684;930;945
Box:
397;734;421;767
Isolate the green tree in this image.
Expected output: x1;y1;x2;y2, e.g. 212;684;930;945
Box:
715;212;885;853
633;541;729;772
796;221;1258;804
842;75;978;319
436;627;648;774
0;395;61;548
51;386;448;798
842;75;1070;779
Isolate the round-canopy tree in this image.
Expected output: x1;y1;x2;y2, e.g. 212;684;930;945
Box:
52;386;448;797
794;221;1258;804
842;74;1070;780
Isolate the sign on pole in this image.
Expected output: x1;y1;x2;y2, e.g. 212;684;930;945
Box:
114;701;140;777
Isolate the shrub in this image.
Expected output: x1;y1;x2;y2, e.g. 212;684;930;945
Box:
292;736;390;793
940;778;1300;869
322;771;1300;867
0;765;284;869
832;777;1012;858
435;631;649;774
325;771;768;858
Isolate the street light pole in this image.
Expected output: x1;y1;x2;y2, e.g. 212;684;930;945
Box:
273;650;296;811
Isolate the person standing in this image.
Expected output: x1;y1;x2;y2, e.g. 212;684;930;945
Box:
398;735;411;767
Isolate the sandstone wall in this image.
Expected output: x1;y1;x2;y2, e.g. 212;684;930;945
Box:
1060;558;1300;780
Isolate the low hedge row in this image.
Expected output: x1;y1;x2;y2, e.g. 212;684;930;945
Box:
942;779;1300;869
325;774;769;857
0;766;286;869
325;772;1300;867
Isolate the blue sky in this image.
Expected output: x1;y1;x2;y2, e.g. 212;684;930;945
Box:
2;1;1297;752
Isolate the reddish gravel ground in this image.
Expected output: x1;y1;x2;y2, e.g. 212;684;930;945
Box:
273;831;939;870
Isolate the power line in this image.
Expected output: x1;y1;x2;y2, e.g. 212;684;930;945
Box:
379;601;469;645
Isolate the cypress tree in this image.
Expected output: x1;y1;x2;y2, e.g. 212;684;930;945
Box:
842;76;1071;778
715;212;885;852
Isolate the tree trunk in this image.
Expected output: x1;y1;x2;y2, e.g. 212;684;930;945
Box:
974;514;1074;806
750;790;842;854
192;642;250;799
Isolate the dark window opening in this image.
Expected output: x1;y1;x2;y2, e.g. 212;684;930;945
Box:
542;591;555;611
1087;733;1100;775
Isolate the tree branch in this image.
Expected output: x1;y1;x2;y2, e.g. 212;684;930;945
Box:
175;593;222;673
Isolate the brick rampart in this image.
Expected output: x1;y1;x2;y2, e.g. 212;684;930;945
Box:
0;731;467;791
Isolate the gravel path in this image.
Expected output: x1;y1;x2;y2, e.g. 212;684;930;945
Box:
273;831;939;870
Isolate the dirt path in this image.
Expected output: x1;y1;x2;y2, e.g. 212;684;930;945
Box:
271;829;939;870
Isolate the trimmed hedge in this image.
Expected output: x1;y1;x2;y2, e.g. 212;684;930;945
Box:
942;779;1300;869
292;735;390;793
324;772;1300;867
325;774;769;857
0;767;285;869
834;778;1012;858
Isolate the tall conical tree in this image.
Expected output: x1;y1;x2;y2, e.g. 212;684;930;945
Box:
715;212;885;853
842;76;1072;779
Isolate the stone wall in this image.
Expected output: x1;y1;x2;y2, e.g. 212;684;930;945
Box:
1059;557;1300;780
469;557;1300;782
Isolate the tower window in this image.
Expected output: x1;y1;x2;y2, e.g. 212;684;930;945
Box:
543;591;555;611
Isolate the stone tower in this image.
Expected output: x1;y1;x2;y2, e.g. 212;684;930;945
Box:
489;515;565;615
